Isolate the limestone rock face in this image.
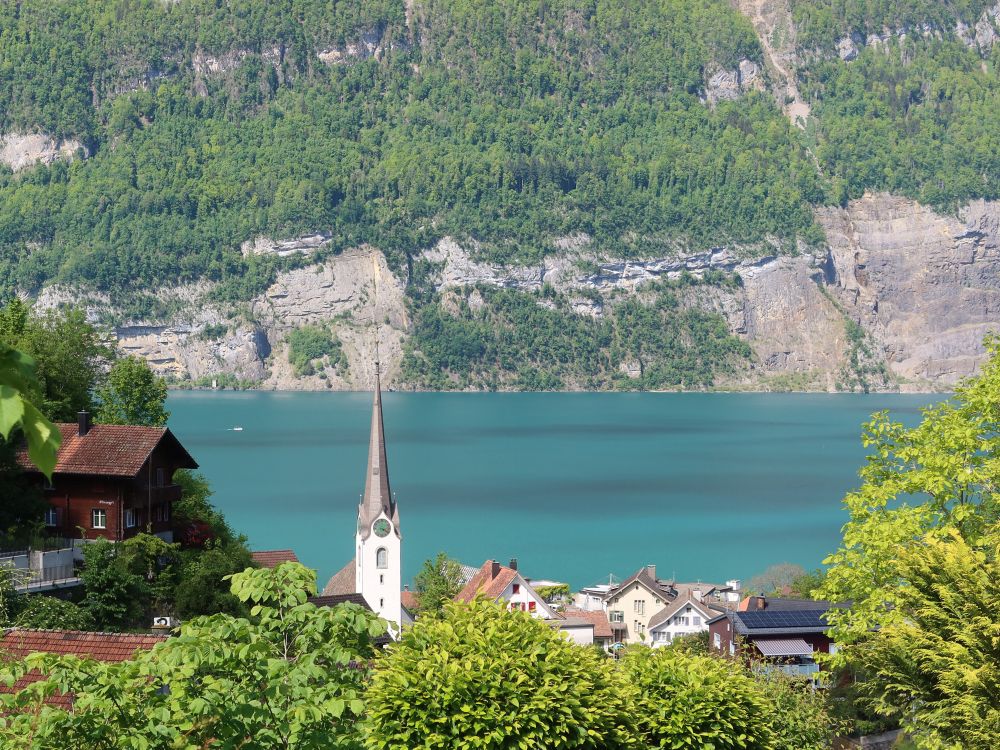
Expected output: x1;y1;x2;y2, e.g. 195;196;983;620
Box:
704;59;765;104
817;194;1000;388
252;246;409;390
0;133;86;172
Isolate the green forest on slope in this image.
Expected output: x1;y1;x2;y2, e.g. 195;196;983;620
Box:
0;0;998;387
0;0;821;303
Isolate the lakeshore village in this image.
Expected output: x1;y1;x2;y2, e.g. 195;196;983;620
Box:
4;364;842;678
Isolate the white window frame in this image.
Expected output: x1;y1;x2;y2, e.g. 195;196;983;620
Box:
376;547;388;569
125;508;136;528
713;632;721;649
91;509;107;529
44;507;58;527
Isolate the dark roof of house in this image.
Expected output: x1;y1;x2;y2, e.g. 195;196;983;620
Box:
251;550;301;568
322;559;357;596
308;593;370;609
0;628;168;709
648;595;717;631
561;607;613;638
708;608;837;636
455;560;519;603
739;596;842;612
16;424;198;477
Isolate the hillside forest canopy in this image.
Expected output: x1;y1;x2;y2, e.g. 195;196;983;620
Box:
0;0;995;309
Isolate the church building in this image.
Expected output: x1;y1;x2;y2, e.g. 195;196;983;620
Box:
322;366;408;631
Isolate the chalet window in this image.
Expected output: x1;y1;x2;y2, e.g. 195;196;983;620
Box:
528;601;536;612
609;610;624;623
693;616;701;626
512;583;520;594
44;508;58;527
376;548;388;569
634;599;645;615
125;509;136;528
91;509;107;529
156;468;165;486
713;633;721;649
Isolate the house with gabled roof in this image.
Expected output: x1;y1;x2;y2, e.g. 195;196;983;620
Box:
15;411;198;543
707;597;847;678
454;559;558;619
647;594;720;647
251;549;301;568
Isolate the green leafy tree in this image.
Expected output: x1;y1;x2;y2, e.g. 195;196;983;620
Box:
0;342;60;478
847;526;1000;748
747;562;807;596
365;598;637;749
78;539;150;631
819;335;1000;654
621;647;773;749
413;551;463;614
14;595;95;631
95;356;169;427
0;441;46;547
0;563;386;749
173;541;253;619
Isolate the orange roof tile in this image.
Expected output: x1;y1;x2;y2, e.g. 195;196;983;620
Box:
561;607;614;639
401;590;419;610
16;424;197;477
251;550;301;568
1;628;168;709
0;628;167;661
454;560;519;604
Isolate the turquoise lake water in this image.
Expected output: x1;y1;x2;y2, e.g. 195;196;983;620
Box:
166;391;940;590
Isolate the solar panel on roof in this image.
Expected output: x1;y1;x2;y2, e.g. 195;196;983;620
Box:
738;610;829;629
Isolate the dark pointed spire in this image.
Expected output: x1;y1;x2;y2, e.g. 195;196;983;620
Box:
358;358;397;539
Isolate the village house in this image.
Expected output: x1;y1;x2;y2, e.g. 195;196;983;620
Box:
455;559;558;618
707;597;845;678
601;565;740;644
647;593;720;647
16;412;198;545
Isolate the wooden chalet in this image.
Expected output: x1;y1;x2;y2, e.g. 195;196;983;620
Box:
16;411;198;542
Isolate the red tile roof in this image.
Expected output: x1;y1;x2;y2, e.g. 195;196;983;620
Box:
16;424;197;477
401;590;419;611
455;560;519;604
1;628;168;709
251;550;301;568
561;607;613;639
1;628;167;661
322;559;357;596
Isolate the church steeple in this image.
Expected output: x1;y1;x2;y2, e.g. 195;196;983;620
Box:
357;361;398;539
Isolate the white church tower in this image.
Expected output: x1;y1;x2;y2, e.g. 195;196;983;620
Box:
354;361;402;631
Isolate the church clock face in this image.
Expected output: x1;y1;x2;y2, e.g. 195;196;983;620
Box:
373;519;391;537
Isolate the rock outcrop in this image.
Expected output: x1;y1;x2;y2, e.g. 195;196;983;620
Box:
0;133;86;172
817;194;1000;388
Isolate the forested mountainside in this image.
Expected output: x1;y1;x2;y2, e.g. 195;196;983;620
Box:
1;0;998;391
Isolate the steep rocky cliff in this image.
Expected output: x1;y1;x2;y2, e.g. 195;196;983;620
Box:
36;194;996;392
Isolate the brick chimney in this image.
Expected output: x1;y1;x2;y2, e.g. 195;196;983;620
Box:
489;560;501;579
78;410;91;437
509;557;518;571
645;564;656;580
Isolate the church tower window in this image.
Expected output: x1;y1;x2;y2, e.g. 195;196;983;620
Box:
376;547;388;569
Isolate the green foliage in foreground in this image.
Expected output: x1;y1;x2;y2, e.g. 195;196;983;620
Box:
403;284;753;390
365;598;637;749
848;526;1000;748
286;324;346;377
820;335;1000;652
0;563;385;750
622;647;774;749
